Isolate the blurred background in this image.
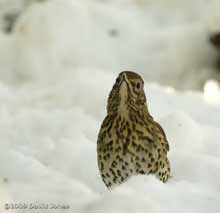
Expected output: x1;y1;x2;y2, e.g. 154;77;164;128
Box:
1;0;220;93
1;1;220;210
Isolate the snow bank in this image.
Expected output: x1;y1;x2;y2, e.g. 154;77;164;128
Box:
0;0;219;213
0;69;219;212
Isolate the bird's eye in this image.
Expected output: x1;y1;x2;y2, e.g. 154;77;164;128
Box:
136;82;141;89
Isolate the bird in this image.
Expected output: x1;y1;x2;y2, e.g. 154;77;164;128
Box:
97;71;170;189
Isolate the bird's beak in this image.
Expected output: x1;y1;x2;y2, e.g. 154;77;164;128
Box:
122;72;127;80
121;73;128;84
117;73;126;87
122;73;130;89
119;73;128;101
119;73;129;97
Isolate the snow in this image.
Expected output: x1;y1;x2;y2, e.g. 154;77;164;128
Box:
204;79;220;104
0;0;220;212
0;0;220;88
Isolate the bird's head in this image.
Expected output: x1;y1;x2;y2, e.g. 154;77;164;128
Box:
107;71;147;114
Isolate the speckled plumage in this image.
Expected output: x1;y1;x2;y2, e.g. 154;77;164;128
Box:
97;71;170;188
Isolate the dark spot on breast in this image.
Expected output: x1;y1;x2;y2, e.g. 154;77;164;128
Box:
117;170;121;176
109;147;113;152
136;162;141;168
136;146;141;152
115;147;121;152
107;140;113;146
132;141;136;147
112;161;117;168
136;130;143;135
107;123;113;133
100;162;104;171
132;124;136;129
103;153;110;160
110;168;117;177
119;157;124;163
128;128;132;135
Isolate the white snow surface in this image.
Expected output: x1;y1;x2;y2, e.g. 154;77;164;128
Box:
0;0;220;213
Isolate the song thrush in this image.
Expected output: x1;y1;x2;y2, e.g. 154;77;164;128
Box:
97;71;170;188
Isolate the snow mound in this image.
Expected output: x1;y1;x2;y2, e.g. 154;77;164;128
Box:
0;0;219;212
0;75;219;212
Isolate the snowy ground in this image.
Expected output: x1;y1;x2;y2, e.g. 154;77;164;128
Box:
1;70;220;213
0;0;220;213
